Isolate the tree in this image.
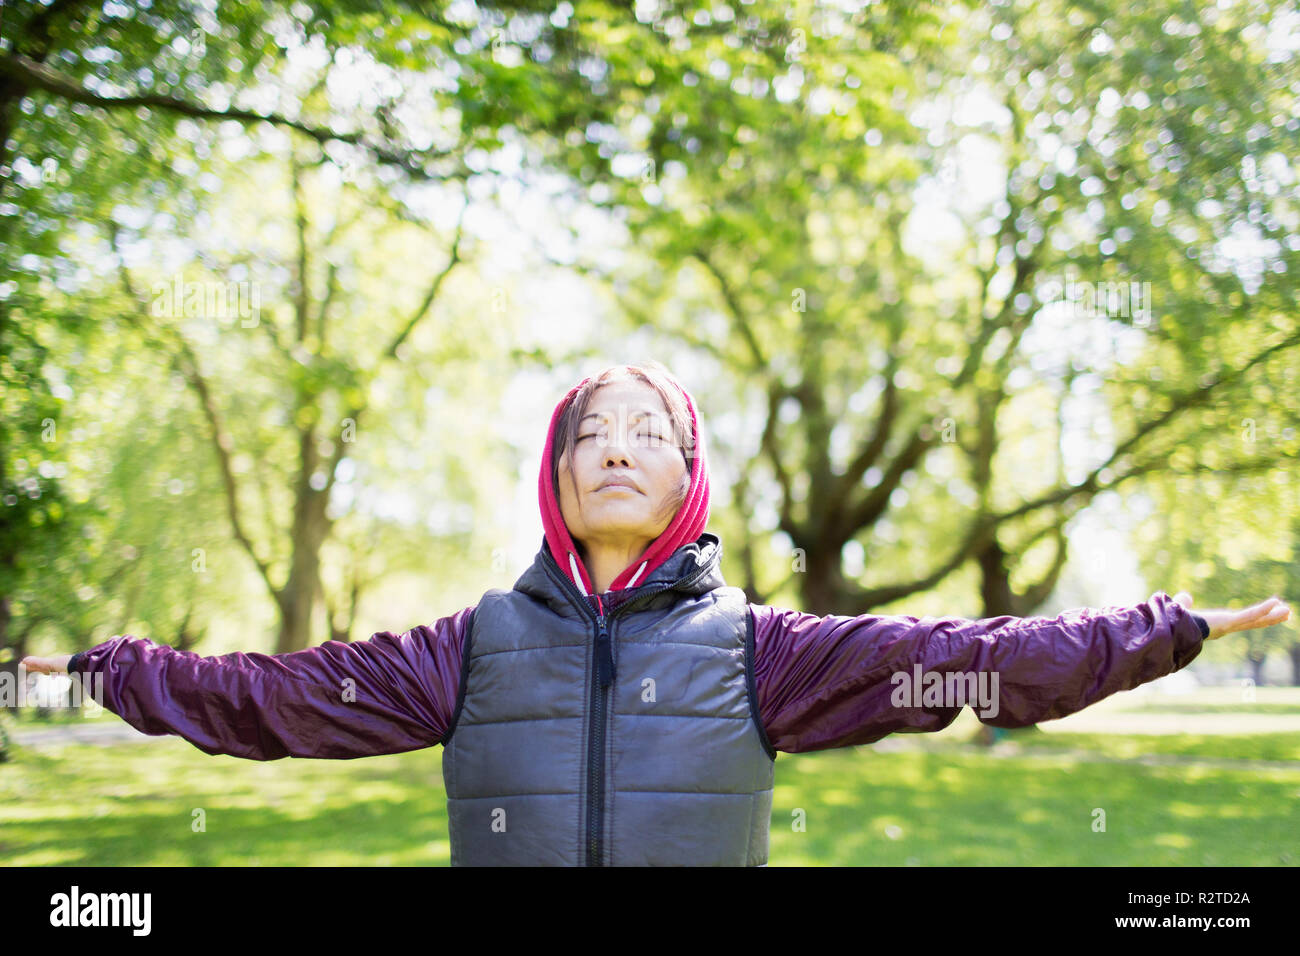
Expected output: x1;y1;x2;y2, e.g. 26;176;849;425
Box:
556;0;1299;619
2;0;816;650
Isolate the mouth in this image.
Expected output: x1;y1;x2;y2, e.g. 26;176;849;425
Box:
597;478;641;492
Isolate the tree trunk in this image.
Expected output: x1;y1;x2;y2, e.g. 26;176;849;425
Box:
975;536;1016;617
1248;653;1267;688
972;534;1026;746
276;565;317;654
799;542;854;617
273;424;333;653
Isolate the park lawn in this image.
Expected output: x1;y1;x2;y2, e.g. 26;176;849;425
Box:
768;745;1298;866
1000;730;1300;762
0;739;452;867
1;733;1296;866
890;719;1300;763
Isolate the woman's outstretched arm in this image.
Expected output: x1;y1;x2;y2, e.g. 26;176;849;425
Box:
749;591;1285;754
20;605;474;760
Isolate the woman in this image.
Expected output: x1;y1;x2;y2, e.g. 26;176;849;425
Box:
22;361;1292;866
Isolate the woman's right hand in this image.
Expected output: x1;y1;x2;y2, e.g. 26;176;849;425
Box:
20;654;73;674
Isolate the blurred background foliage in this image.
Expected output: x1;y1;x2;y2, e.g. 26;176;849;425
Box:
1;0;1297;692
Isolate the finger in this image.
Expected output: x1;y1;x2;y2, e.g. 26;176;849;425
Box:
1235;598;1279;620
1252;598;1287;621
1240;600;1279;621
1240;598;1273;615
1236;602;1290;629
1173;591;1193;608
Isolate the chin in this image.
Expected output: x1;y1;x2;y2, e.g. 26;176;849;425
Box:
582;511;658;536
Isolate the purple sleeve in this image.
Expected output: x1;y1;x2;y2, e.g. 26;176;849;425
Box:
750;591;1207;754
69;605;473;760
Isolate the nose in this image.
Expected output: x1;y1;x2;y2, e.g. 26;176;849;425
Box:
602;442;633;468
600;424;636;467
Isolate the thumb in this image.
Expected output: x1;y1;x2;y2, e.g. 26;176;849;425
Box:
1172;591;1194;609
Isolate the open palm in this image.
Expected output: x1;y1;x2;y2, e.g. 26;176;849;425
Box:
1174;591;1291;641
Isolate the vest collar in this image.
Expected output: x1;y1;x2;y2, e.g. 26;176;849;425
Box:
516;531;725;616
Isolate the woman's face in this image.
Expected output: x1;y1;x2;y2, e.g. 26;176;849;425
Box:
557;379;689;555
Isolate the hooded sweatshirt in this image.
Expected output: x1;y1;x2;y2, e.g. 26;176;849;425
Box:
67;375;1212;816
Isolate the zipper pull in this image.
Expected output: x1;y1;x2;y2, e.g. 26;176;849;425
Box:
595;604;614;688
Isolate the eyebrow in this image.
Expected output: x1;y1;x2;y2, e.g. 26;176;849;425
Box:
580;410;665;424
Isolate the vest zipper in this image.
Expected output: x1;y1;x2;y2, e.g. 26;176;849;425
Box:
594;604;614;688
540;549;718;866
589;602;610;866
538;557;608;865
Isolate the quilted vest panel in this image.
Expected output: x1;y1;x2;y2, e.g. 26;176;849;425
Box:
441;534;776;866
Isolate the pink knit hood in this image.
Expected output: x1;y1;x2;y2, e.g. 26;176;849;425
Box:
538;371;710;597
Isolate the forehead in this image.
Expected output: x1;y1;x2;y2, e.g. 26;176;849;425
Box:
581;380;669;420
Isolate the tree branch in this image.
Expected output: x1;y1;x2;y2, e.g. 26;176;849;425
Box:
841;426;937;534
689;246;769;369
825;346;902;526
0;52;460;182
1013;524;1070;615
760;381;800;541
383;197;467;362
107;223;277;598
994;328;1300;524
851;514;996;609
324;193;470;488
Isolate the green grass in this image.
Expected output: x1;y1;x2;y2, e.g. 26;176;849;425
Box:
767;745;1299;866
1008;730;1300;763
2;727;1297;866
0;739;452;866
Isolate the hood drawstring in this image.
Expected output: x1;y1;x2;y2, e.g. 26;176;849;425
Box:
626;560;649;588
570;552;651;594
569;552;588;595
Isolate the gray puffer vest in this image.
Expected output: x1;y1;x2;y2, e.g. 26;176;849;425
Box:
441;531;777;866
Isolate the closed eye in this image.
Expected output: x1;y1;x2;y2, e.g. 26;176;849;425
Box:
577;430;669;442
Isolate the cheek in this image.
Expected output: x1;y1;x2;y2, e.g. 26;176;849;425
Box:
556;457;577;503
657;460;689;500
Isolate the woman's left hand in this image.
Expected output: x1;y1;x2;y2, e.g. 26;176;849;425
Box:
1173;591;1291;640
20;654;72;674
